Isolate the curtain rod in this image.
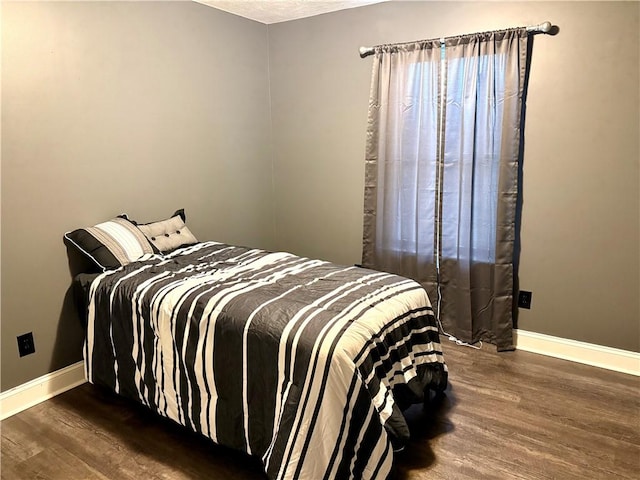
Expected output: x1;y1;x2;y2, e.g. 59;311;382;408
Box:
358;21;552;58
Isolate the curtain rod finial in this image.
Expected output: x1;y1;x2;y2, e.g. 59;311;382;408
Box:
539;21;552;33
359;46;375;58
527;21;552;33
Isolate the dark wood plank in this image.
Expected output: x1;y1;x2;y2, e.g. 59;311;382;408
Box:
392;343;640;480
2;384;267;480
10;446;110;480
0;415;46;464
2;341;639;479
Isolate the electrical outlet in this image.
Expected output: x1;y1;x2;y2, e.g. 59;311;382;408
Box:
518;291;532;309
17;332;35;357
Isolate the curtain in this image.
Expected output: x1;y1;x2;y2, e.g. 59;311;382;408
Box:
362;39;443;302
362;29;529;351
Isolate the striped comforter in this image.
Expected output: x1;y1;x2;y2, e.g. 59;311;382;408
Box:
84;242;447;479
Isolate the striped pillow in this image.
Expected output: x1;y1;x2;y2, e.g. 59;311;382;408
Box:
65;217;155;271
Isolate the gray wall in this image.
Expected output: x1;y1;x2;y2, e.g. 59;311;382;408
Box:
268;1;640;351
1;1;274;391
2;0;638;392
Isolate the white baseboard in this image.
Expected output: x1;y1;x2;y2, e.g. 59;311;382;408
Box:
515;329;640;376
0;361;87;421
0;332;638;421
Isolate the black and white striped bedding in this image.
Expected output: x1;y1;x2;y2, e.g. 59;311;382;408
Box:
84;241;447;479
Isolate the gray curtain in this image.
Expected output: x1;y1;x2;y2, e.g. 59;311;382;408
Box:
362;29;529;350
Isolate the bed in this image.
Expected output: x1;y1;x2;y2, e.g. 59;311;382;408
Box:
67;211;447;480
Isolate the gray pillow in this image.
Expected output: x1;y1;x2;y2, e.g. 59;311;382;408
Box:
137;212;198;253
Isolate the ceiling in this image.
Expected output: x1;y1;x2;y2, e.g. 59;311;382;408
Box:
194;0;389;24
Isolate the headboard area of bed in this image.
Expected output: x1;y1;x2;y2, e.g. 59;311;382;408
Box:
63;209;198;274
63;208;200;327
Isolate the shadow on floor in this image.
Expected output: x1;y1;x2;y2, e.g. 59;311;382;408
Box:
391;384;456;479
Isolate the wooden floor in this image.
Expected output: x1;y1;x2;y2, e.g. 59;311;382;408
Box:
2;341;639;479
